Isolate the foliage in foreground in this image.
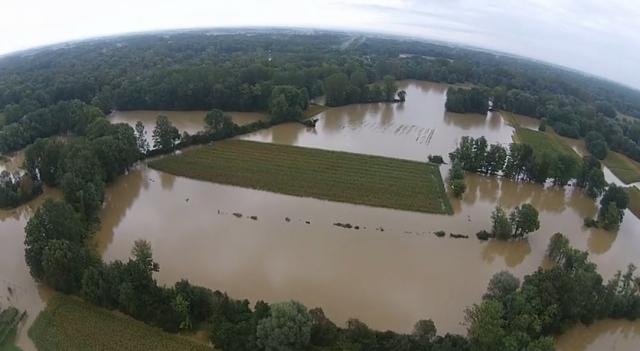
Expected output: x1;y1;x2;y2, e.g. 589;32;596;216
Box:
150;139;453;214
28;295;211;351
465;234;640;351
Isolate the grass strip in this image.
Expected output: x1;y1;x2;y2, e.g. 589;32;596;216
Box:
29;295;212;351
150;140;452;214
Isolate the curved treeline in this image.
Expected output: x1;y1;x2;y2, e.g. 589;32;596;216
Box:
2;30;640;154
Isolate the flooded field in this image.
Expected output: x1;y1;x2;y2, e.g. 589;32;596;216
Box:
241;81;513;161
108;110;266;145
2;80;640;350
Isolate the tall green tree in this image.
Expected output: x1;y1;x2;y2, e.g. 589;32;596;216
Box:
509;204;540;238
256;300;312;351
382;75;398;101
152;115;180;151
491;206;513;240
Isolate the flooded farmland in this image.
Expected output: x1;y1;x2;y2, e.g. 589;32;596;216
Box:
2;80;640;350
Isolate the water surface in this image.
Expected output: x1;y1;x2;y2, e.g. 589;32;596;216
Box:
2;81;639;351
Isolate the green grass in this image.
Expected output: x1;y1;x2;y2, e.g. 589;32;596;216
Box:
150;140;452;214
602;151;640;184
626;187;640;220
29;295;212;351
514;127;581;162
303;104;329;119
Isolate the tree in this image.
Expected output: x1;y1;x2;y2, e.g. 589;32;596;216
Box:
450;179;466;199
412;319;437;347
382;75;398;102
309;308;338;347
585;131;608;160
25;199;88;291
269;86;308;123
509;204;540;238
205;109;235;135
256;300;312;351
449;161;466;198
491;206;513;240
324;73;349;106
41;239;91;293
601;202;622;231
135;121;150;154
484;144;507;175
152;115;180;151
547;233;571;265
464;300;505;351
598;184;629;231
483;271;520;301
397;90;407;102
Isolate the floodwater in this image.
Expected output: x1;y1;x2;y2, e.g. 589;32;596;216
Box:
2;80;640;350
108;110;267;145
0;149;25;174
241;81;513;161
0;188;60;351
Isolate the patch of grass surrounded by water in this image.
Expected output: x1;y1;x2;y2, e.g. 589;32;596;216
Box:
150;140;453;214
28;295;212;351
514;127;581;162
602;151;640;184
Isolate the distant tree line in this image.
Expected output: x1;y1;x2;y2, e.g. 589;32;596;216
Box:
444;88;489;114
445;85;640;164
3;31;640;161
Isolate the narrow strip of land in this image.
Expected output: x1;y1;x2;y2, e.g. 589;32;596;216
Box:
602;151;640;184
29;295;212;351
150;140;452;214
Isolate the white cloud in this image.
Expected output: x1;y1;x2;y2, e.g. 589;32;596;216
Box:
1;0;638;89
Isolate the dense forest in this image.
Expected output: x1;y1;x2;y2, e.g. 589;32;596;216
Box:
2;29;640;158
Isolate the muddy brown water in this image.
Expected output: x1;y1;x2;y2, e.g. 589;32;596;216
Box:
2;81;640;350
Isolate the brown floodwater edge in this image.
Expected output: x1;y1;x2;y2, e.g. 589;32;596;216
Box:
2;80;640;351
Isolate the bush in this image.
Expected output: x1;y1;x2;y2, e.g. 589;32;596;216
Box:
583;217;599;228
428;155;444;164
476;230;492;240
434;230;446;238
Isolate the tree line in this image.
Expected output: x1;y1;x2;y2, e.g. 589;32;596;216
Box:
448;136;629;231
449;136;606;195
3;30;640;161
445;85;640;165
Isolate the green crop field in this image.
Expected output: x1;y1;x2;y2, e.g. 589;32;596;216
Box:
514;127;581;162
602;151;640;184
29;295;212;351
150;140;452;214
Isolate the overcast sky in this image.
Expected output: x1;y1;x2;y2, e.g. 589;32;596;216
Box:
2;0;639;89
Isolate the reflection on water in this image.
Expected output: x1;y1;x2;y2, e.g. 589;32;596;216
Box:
556;319;640;351
0;149;25;174
1;81;639;350
241;81;513;161
108;110;267;145
0;189;61;351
